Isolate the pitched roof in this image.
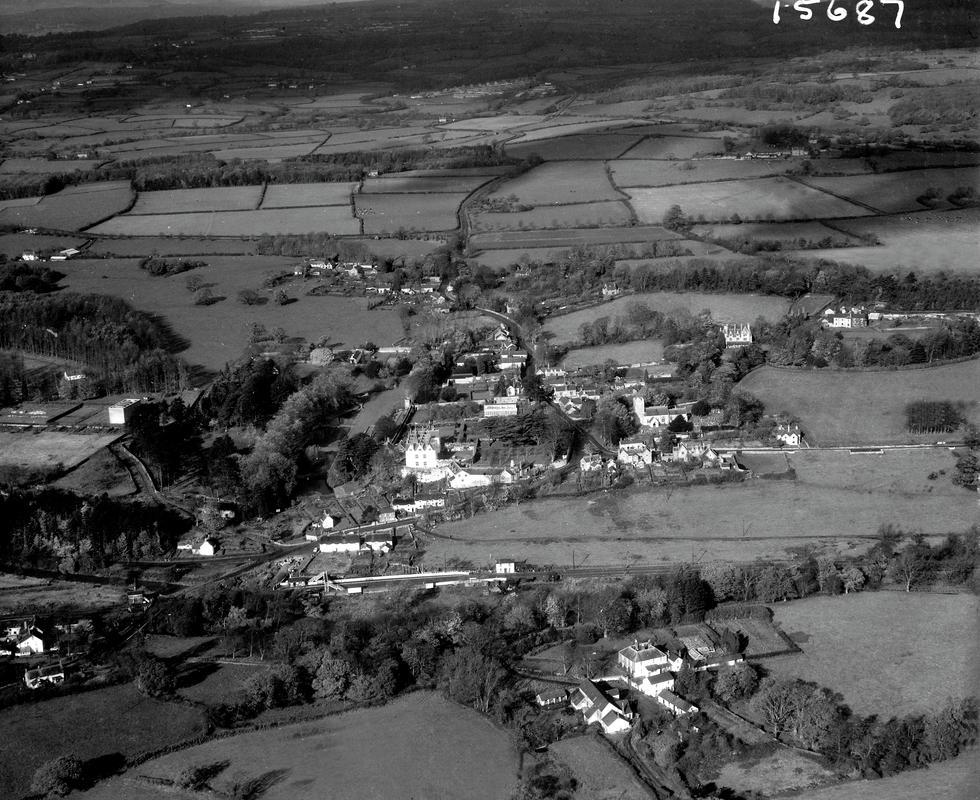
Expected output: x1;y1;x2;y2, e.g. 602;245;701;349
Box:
658;690;696;713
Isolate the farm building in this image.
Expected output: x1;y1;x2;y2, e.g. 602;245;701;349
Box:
108;398;142;425
535;686;568;708
570;679;634;735
24;663;65;689
721;323;753;346
656;690;698;716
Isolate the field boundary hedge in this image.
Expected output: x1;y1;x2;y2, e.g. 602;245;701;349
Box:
758;352;980;374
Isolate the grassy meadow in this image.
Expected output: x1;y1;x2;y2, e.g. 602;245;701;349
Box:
767;593;980;718
739;360;980;445
83;692;518;800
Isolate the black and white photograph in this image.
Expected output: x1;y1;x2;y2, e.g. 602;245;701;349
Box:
0;0;977;797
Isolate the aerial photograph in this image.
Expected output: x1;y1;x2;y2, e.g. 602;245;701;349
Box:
0;0;978;797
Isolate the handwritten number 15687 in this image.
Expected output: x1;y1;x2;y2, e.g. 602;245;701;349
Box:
773;1;904;28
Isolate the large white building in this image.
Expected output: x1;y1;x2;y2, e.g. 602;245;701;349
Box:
108;398;141;425
404;426;441;470
721;323;752;346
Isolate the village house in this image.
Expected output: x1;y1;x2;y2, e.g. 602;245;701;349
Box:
633;397;691;429
774;422;803;447
24;663;65;689
656;690;699;716
196;538;219;557
2;615;36;643
580;453;609;473
671;440;711;463
825;306;868;328
570;679;635;735
535;686;568;708
721;323;753;346
404;425;441;471
617;440;654;467
16;627;51;657
618;640;683;681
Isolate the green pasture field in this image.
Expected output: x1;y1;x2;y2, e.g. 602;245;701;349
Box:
144;635;217;660
739;360;980;445
620;135;726;159
0;683;207;799
691;220;862;246
355;192;464;234
470;224;679;251
767;593;980;717
259;182;356;208
793;752;979;800
805;208;980;274
213;142;323;160
57;256;403;371
360;174;494;194
0;431;122;474
716;749;835;797
0;574;125;615
0;195;41;210
0;157;100;173
0;181;133;231
627;177;872;223
91;207;362;237
423;448;978;569
0;232;88;257
441;114;548;132
503;132;645;160
560;339;666;367
177;662;272;706
471;200;633;231
610;157;796;187
86;236;258;256
130;186;264;215
85;692;518;800
354;236;448;259
486;161;623;205
802;167;980;214
546;736;650;800
51;446;136;497
504;118;642;143
543;291;791;342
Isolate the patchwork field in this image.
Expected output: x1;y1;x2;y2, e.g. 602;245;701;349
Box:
57;256;403;370
610;157;797;187
472;200;633;231
486;161;622;205
805;208;980;274
470;224;679;251
424;448;978;568
0;157;101;173
91;207;361;236
620;135;726;159
504;132;644;161
259;182;356;208
0;181;134;231
561;339;666;367
692;221;862;247
543;291;791;342
767;593;980;717
84;692;518;800
360;174;494;194
85;237;258;256
627;177;872;223
739;360;980;445
0;683;207;799
355;192;464;233
802;167;980;214
130;186;263;215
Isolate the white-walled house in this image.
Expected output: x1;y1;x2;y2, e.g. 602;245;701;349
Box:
570;680;634;735
633;396;689;429
404;426;441;470
617;441;653;467
774;423;802;447
196;538;219;557
618;640;671;680
721;323;753;346
16;629;48;657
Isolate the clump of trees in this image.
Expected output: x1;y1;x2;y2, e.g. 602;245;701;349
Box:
905;400;966;433
139;257;206;277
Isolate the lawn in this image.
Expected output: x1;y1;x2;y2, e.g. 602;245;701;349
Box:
610;157;795;187
354;192;464;234
805;208;980;274
0;683;207;798
620;135;726;159
84;692;518;800
424;449;978;568
486;161;623;205
57;256;403;371
716;748;835;796
561;339;665;367
739;360;980;445
546;736;650;800
627;177;872;223
766;593;980;717
471;200;633;231
130;187;263;215
544;291;791;342
91;207;361;237
0;181;134;231
803;167;980;214
792;750;979;800
177;662;271;706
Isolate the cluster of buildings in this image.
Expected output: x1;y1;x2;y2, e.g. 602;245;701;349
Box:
296;258;450;309
537;630;744;735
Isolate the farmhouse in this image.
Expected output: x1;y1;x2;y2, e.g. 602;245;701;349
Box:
617;440;653;467
570;679;634;735
671;440;711;462
196;538;219;557
774;423;803;447
721;323;752;346
618;640;683;681
16;628;50;657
